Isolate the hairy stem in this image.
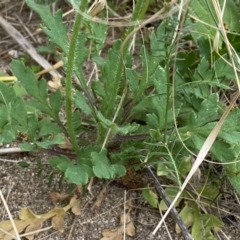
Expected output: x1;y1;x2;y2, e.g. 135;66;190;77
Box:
65;0;88;157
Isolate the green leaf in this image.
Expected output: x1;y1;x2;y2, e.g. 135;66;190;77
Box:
37;43;57;53
39;123;62;136
92;81;105;98
18;161;30;168
176;51;196;73
190;94;219;127
176;204;194;233
0;129;16;143
49;89;62;117
10;96;28;128
190;0;240;43
72;110;81;133
91;149;126;179
0;82;16;104
27;100;52;117
127;68;139;92
10;60;41;101
33;0;56;5
26;0;69;54
20;142;37;151
218;109;240;145
191;213;202;239
142;188;158;208
65;163;94;185
148;20;170;75
101;40;122;118
38;78;48;100
200;214;224;232
0;105;9;130
74;91;92;115
197;184;220;202
36;134;64;148
74;32;89;66
177;155;192;176
48;155;72;171
159;187;182;211
115;123;139;135
88;22;107;52
27;114;38;140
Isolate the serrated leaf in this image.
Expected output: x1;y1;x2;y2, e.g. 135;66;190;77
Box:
72;110;81;133
74;32;89;66
190;94;219;126
38;78;48;100
101;40;122;118
36;134;64;148
142;188;158;208
149;21;169;75
10;60;39;100
146;113;159;129
27;114;38;140
92;149;126;179
74;91;92;115
10;96;28;128
96;111;113;129
39;123;62;136
49;89;62;117
92;81;105;97
0;105;9;129
190;0;240;43
1;129;16;143
217;109;240;145
88;22;107;52
0;81;16;103
26;0;69;54
177;51;196;73
27;100;52;116
127;68;139;92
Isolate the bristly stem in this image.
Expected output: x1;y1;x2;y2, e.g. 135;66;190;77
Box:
65;0;88;157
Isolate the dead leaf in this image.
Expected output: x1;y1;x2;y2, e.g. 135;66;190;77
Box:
0;196;81;240
119;211;135;236
58;137;72;150
51;208;65;233
101;227;123;240
100;208;136;240
91;186;107;210
121;168;150;189
0;220;26;240
49;191;72;203
48;75;62;91
24;219;43;240
71;197;81;215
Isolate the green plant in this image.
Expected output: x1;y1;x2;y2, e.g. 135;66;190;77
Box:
2;0;240;238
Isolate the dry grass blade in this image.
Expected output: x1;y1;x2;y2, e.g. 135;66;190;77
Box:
0;16;61;79
0;190;21;240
